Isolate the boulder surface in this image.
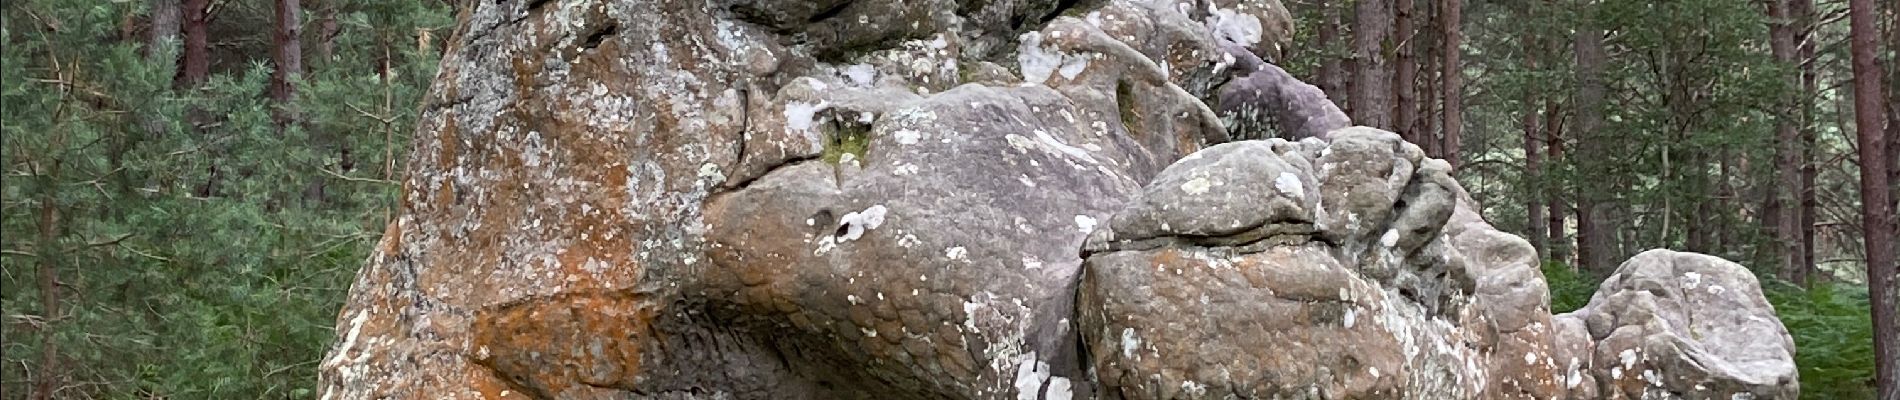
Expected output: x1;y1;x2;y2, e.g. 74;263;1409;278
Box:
317;0;1797;399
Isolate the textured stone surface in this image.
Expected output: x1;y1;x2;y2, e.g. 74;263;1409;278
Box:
1556;249;1801;400
317;0;1796;399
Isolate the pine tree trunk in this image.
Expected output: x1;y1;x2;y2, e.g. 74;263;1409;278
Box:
1887;0;1899;208
1318;1;1345;110
29;157;63;400
1573;0;1613;273
142;0;182;140
147;0;181;61
1768;0;1809;284
178;0;209;88
270;0;302;107
1795;0;1819;283
1546;90;1568;262
316;0;339;62
1394;0;1418;142
1523;34;1546;258
1352;0;1395;129
1847;0;1898;397
1440;0;1463;167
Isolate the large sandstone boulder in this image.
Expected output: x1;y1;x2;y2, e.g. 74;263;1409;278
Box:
1554;250;1800;400
316;0;1796;399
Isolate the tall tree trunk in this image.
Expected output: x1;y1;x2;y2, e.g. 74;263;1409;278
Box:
1888;0;1900;207
315;0;340;62
1352;0;1395;129
1573;0;1614;273
29;159;63;400
269;0;302;107
146;0;181;60
1523;35;1546;258
1847;0;1898;397
1547;91;1569;262
1769;0;1809;284
1417;10;1440;157
142;0;182;140
1794;0;1820;282
1440;0;1463;168
1395;0;1418;142
1318;1;1345;110
178;0;209;88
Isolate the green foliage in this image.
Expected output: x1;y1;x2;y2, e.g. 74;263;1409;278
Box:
1540;261;1600;314
1764;282;1878;399
822;122;872;165
1;0;450;398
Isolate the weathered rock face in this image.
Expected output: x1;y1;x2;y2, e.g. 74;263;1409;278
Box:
316;0;1795;399
1555;250;1800;400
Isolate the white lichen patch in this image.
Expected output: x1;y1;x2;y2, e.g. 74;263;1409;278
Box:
1032;129;1099;165
1381;229;1401;248
1682;271;1703;289
1205;4;1264;48
894;129;923;145
1018;32;1061;85
844;64;877;87
1074;215;1098;234
1180;381;1208;396
1181;177;1215;195
1013;352;1051;400
1566;357;1585;388
1121;328;1141;358
1058;53;1090;80
320;310;372;369
946;246;968;260
1045;376;1073;400
1275;172;1305;198
837;205;889;241
785;101;829;132
697;162;726;184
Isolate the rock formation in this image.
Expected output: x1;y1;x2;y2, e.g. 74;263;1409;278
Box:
317;0;1798;399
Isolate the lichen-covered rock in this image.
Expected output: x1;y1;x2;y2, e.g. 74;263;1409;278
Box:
1556;249;1800;400
1077;132;1488;399
317;0;1796;399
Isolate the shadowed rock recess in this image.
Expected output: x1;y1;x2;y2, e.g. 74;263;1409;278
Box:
317;0;1797;399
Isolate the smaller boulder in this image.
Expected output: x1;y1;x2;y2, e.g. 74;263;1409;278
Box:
1560;249;1799;400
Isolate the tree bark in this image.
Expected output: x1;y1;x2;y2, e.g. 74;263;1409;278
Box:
141;0;183;140
270;0;302;107
1547;87;1569;262
1573;0;1614;273
1395;0;1418;143
1318;1;1345;110
1768;0;1809;284
315;0;340;62
1847;0;1898;397
178;0;209;88
1440;0;1463;168
146;0;181;61
1352;0;1395;129
1523;34;1546;258
30;160;63;400
1794;0;1819;283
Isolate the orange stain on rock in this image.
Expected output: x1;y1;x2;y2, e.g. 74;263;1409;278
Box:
470;291;657;397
